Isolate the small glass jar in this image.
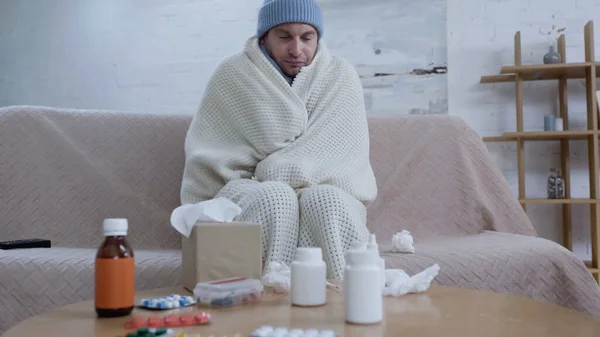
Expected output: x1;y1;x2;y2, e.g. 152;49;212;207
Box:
547;169;565;199
95;218;135;317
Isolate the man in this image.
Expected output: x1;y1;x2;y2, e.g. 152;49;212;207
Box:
180;0;377;279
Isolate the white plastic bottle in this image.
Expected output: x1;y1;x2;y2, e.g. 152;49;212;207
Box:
344;248;383;324
554;117;564;131
367;234;386;289
291;247;327;306
350;241;367;251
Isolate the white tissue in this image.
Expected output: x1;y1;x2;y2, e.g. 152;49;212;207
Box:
391;230;415;253
383;264;440;296
261;262;291;293
170;197;242;238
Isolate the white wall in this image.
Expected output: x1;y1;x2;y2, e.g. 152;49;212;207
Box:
448;0;600;260
0;0;447;115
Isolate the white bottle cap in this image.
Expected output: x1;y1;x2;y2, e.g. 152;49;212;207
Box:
345;248;377;266
367;234;378;251
294;247;323;262
102;218;128;236
350;241;367;250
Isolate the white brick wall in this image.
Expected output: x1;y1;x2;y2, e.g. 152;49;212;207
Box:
0;0;447;115
448;0;600;259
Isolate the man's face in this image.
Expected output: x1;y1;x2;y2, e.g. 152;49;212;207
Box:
261;23;318;77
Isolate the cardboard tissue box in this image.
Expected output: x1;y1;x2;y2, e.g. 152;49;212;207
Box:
181;221;262;292
171;197;262;292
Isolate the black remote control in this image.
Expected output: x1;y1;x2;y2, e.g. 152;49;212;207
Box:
0;239;51;250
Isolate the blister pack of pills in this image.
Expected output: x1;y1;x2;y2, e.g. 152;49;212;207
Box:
250;326;339;337
139;294;196;310
193;277;263;308
169;332;247;337
124;312;211;329
125;327;175;337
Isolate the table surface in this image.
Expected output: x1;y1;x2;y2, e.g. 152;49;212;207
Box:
3;285;600;337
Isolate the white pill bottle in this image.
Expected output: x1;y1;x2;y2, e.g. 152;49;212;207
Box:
291;247;327;306
367;234;386;289
344;248;383;324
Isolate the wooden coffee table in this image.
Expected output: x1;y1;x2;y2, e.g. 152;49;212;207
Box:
3;285;599;337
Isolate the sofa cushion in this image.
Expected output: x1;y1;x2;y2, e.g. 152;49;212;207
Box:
382;231;600;318
0;106;187;250
365;114;536;240
0;248;181;333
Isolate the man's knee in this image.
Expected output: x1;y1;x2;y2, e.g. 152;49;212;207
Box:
251;181;298;208
300;184;334;203
299;185;367;228
219;179;298;211
299;185;354;215
259;180;297;198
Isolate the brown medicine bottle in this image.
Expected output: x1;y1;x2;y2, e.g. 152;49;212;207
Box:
95;218;135;317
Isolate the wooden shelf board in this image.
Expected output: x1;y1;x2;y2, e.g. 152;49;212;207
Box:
584;261;599;274
502;130;598;140
480;75;516;83
482;136;516;142
480;62;600;83
483;131;600;142
501;62;597;79
519;198;598;204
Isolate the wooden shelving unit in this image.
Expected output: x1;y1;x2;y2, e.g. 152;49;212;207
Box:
484;130;599;141
481;62;600;83
519;198;599;205
480;20;600;283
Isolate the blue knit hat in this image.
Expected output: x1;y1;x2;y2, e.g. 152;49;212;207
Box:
257;0;324;39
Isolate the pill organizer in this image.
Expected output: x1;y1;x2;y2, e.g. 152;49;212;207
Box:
250;326;339;337
124;312;212;329
139;294;196;310
193;277;263;308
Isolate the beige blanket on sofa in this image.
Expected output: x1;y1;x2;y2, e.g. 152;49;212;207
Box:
365;114;600;319
1;106;599;335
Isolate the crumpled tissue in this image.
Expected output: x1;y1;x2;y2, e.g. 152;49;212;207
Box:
383;264;440;296
391;230;415;253
261;262;291;293
170;197;242;238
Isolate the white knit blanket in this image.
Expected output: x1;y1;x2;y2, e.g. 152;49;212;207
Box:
181;36;378;205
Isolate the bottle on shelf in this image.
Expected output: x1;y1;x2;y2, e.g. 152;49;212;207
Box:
95;218;135;318
547;169;565;199
544;114;556;131
554;117;564;131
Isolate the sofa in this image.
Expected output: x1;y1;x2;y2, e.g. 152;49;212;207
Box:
1;105;599;333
